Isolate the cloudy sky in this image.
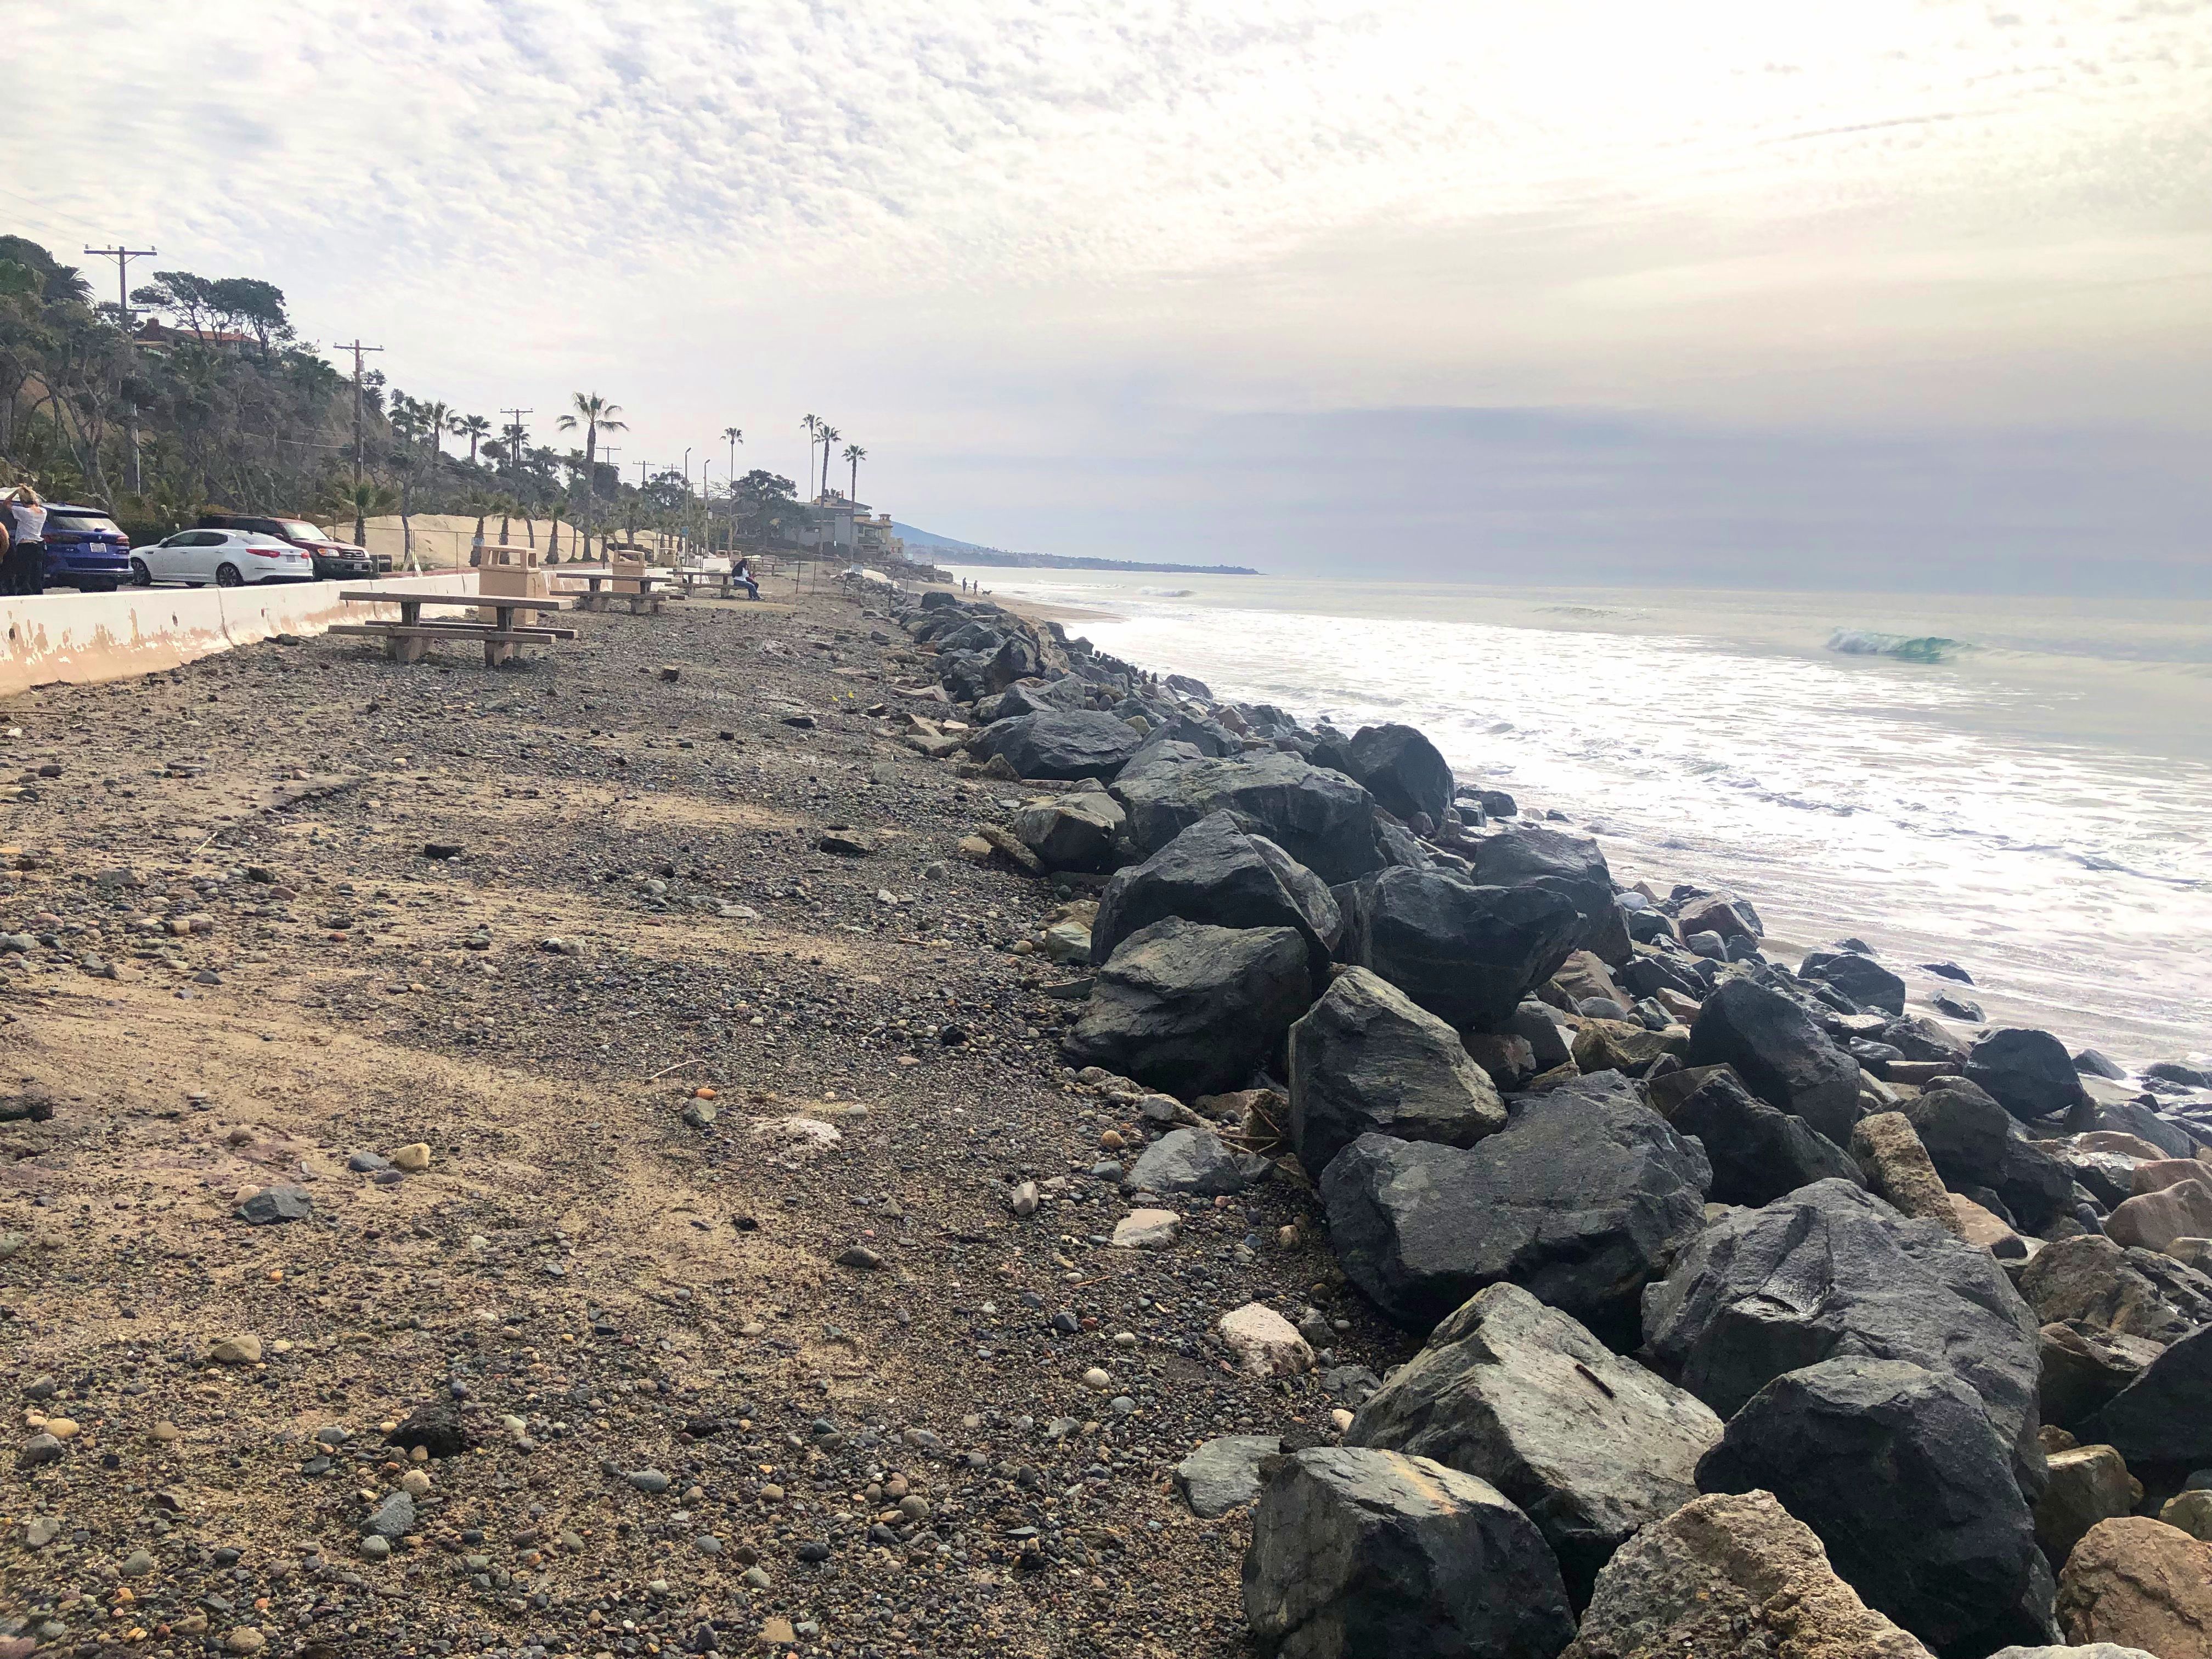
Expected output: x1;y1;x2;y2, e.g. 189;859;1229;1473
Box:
14;0;2211;588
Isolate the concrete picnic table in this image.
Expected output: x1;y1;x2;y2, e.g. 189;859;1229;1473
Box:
327;590;579;667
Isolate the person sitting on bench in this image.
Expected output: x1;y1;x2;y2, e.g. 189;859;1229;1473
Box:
734;557;759;600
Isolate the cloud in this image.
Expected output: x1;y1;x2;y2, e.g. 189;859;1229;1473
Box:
8;0;2209;582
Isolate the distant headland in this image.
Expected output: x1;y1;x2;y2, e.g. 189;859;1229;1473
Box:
892;521;1256;575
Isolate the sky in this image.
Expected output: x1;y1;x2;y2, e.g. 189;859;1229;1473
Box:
11;0;2211;590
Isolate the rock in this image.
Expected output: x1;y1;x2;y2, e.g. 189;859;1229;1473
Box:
1338;865;1584;1031
1347;1282;1723;1601
1561;1489;1933;1659
1112;747;1389;884
1090;810;1342;971
18;1433;63;1467
2169;1238;2212;1275
2055;1517;2212;1654
2085;1324;2212;1468
387;1403;470;1458
1987;1646;2160;1658
1463;1031;1539;1091
2036;1444;2141;1570
1695;1356;2046;1652
1675;894;1763;945
362;1489;416;1539
2091;1101;2203;1160
2039;1324;2163;1431
1850;1113;1965;1235
1643;1179;2046;1489
1063;918;1312;1098
2160;1489;2212;1542
1176;1435;1283;1517
1573;1018;1685;1075
1242;1446;1575;1659
235;1185;312;1224
1903;1079;2075;1233
835;1245;883;1269
1322;1070;1711;1341
1009;1180;1039;1217
1955;1194;2030;1257
816;830;873;857
1800;950;1907;1015
1110;1209;1180;1249
2018;1235;2212;1347
2130;1158;2210;1197
208;1334;262;1365
1127;1127;1271;1196
1935;991;1988;1022
1686;977;1864;1144
1468;823;1630;966
628;1468;672;1494
1971;1029;2088;1122
972;710;1144;781
1287;967;1506;1178
224;1632;267;1655
1340;723;1454;826
1217;1303;1314;1378
1656;1065;1863;1207
1011;792;1125;873
2107;1179;2212;1254
390;1142;432;1172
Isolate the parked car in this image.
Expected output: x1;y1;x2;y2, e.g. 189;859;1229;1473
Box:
197;513;377;580
38;503;133;591
131;528;315;587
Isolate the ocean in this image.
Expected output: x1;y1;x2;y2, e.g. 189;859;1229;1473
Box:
940;566;2212;1073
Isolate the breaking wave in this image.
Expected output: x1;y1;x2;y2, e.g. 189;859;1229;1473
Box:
1826;629;1971;663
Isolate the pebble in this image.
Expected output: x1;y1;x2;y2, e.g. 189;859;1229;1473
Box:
209;1334;262;1365
236;1186;312;1225
119;1547;154;1575
24;1516;62;1548
628;1469;672;1494
1081;1367;1113;1390
400;1469;432;1495
742;1565;773;1589
224;1631;267;1655
836;1245;883;1270
390;1142;432;1171
40;1417;77;1440
360;1534;391;1560
1009;1180;1039;1217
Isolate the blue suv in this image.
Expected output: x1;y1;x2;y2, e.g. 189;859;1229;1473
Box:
40;503;133;592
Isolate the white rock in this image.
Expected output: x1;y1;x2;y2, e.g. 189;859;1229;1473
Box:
748;1115;842;1154
1217;1302;1315;1378
1110;1209;1181;1249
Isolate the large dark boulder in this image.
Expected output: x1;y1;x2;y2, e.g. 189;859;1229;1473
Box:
1111;748;1387;884
1322;1071;1711;1342
1696;1357;2048;1654
1062;918;1311;1099
972;709;1143;782
1242;1446;1575;1659
1685;976;1864;1145
2084;1323;2212;1468
1341;724;1454;827
1346;1282;1722;1604
1090;810;1341;972
1011;791;1125;873
1469;824;1629;966
1799;949;1907;1016
1288;967;1505;1179
1968;1029;2087;1123
1338;865;1584;1032
1642;1179;2047;1494
1654;1064;1863;1207
1901;1079;2074;1233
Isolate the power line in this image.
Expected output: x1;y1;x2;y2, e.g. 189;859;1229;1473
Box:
333;338;385;489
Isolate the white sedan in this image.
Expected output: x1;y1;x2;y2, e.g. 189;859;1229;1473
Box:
131;528;315;588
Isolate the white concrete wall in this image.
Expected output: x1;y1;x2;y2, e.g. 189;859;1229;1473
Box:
0;573;476;701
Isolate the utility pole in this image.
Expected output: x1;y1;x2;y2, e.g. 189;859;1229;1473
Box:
499;407;533;478
333;338;385;488
86;244;156;498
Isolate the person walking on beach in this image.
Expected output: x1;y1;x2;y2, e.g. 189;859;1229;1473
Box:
0;484;47;596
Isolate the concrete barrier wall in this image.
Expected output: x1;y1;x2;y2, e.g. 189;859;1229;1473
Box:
0;574;477;702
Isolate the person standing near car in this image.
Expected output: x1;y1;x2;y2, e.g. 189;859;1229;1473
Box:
0;484;47;596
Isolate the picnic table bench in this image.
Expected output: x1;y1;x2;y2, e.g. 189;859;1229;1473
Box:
328;591;578;667
552;569;672;614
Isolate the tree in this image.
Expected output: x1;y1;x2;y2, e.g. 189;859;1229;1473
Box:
818;426;840;499
418;399;452;462
556;391;624;545
843;442;867;502
799;414;822;500
452;413;490;465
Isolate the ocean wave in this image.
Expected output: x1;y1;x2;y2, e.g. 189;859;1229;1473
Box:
1827;628;1972;663
1137;586;1193;597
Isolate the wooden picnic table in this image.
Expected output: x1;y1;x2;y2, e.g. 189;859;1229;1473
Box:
328;590;578;667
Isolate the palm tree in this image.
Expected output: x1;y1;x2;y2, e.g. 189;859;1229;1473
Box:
545;499;567;564
843;442;867;502
452;413;490;465
557;391;625;557
799;414;822;500
420;399;452;462
345;478;395;550
819;425;840;499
